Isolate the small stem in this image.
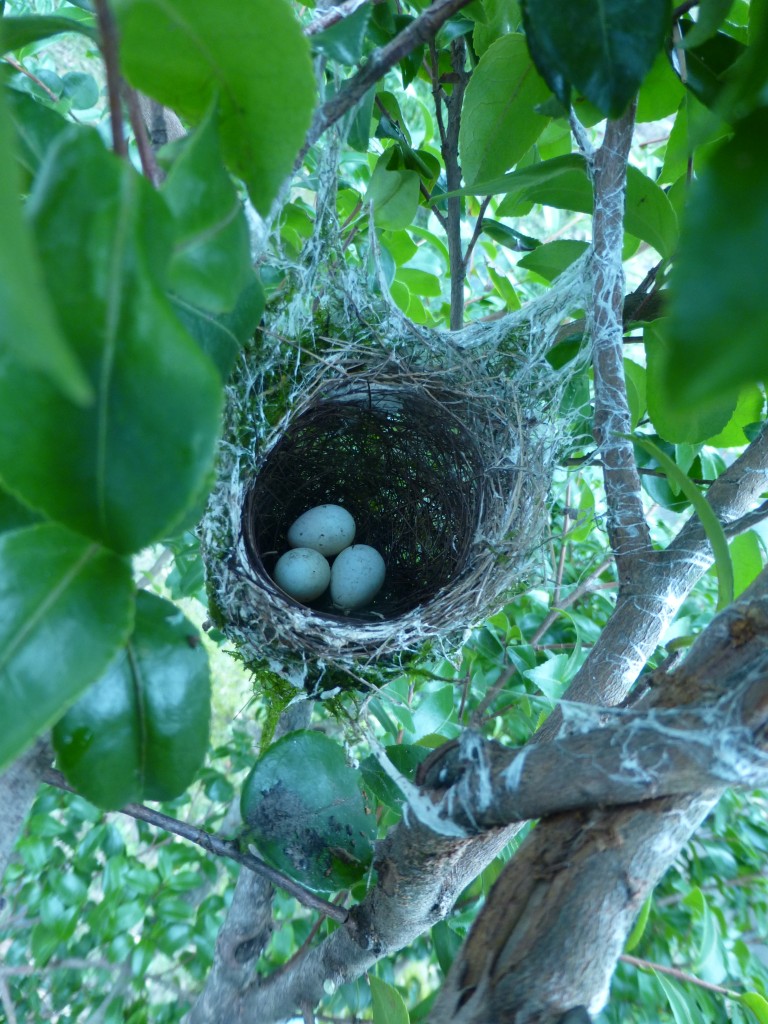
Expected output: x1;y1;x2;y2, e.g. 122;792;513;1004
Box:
94;0;127;157
124;85;162;185
42;768;348;924
620;954;739;998
462;195;492;271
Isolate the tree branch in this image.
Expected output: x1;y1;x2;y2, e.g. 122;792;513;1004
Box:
304;0;477;153
41;767;346;924
93;0;126;158
588;103;653;577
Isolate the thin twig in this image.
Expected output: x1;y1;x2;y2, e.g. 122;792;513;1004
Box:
304;0;370;36
42;768;349;924
529;558;616;648
124;85;162;185
462;195;492;272
620;954;739;998
303;0;477;156
93;0;126;157
0;979;17;1024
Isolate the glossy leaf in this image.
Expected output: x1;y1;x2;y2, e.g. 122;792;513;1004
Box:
0;88;90;405
161;103;252;314
53;591;211;810
730;532;765;598
114;0;316;215
488;156;678;257
459;33;551;186
241;730;376;893
654;970;697;1024
646;322;737;443
0;128;222;554
521;0;669;117
705;386;765;447
667;109;768;402
0;523;134;772
632;436;734;610
312;3;370;63
518;240;588;281
0;14;97;51
170;272;264;381
370;975;410;1024
681;0;734;48
368;154;420;230
742;992;768;1024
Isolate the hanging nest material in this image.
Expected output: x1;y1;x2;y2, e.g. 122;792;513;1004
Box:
201;133;590;677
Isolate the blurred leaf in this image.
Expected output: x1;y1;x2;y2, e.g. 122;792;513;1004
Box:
312;3;370;63
0;485;41;534
521;0;669;117
632;436;733;610
624;358;647;430
0;523;134;772
241;730;376;893
646;322;737;443
171;272;264;381
730;532;764;598
0;88;90;404
636;49;685;122
667;109;768;403
459;33;551;186
681;0;734;48
625;894;652;952
114;0;316;215
518;239;588;281
368;153;420;229
161;103;252;314
481;219;540;252
704;386;765;447
0;128;222;554
742;992;768;1024
53;591;211;809
0;14;97;50
370;975;410;1024
654;970;698;1024
5;86;71;179
61;71;99;110
396;268;441;297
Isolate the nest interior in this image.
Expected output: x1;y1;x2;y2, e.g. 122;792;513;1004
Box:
243;379;485;623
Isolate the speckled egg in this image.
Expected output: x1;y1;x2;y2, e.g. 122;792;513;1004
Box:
330;545;385;611
287;504;356;557
273;547;331;603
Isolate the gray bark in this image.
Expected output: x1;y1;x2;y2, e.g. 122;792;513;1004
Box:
0;737;52;882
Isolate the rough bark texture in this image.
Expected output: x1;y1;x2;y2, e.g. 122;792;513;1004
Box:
432;573;768;1022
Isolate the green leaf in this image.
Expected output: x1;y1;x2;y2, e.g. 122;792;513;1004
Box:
0;523;134;772
0;485;41;535
668;108;768;402
624;358;647;430
61;71;99;111
370;975;410;1024
645;322;738;443
742;992;768;1024
367;154;420;230
0;88;90;404
0;128;223;554
0;14;97;51
636;49;686;122
625;894;652;952
5;86;71;180
170;272;264;381
312;2;371;63
681;0;734;48
472;0;521;56
518;240;588;281
432;920;462;975
481;219;539;252
114;0;316;215
705;386;765;447
480;155;677;257
730;532;765;598
161;103;252;314
654;970;698;1024
521;0;670;117
241;730;376;893
396;268;441;297
459;33;551;186
53;591;211;810
632;435;734;610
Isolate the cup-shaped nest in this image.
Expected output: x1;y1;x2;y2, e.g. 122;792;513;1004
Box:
202;352;543;666
243;379;483;622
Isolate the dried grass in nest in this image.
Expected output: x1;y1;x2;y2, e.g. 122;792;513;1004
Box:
202;337;552;673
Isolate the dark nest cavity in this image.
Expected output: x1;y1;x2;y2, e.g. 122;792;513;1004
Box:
242;380;484;623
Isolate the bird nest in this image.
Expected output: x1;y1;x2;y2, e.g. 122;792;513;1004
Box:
201;331;553;673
